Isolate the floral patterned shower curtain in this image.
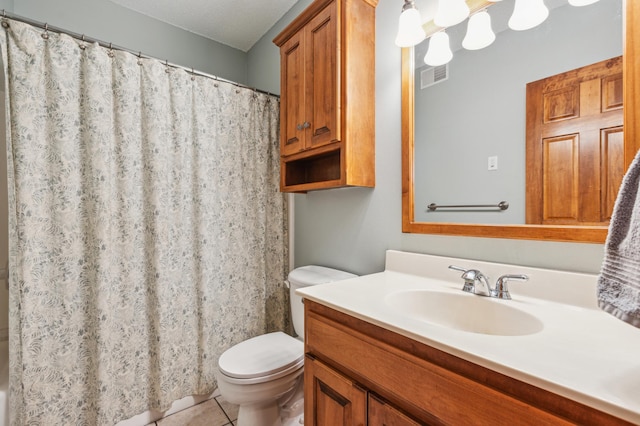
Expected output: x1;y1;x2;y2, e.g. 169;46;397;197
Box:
1;19;288;425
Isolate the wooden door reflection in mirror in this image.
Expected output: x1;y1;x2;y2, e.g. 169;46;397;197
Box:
526;56;624;226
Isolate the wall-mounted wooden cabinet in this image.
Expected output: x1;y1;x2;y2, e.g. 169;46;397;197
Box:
273;0;377;192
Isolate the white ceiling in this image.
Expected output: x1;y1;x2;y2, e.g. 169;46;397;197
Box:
109;0;300;52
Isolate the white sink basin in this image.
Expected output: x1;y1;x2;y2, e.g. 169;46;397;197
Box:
385;290;544;336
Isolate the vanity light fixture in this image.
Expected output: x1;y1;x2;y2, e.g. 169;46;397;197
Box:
462;10;495;50
395;0;426;47
434;0;470;27
508;0;549;31
424;30;453;66
568;0;599;5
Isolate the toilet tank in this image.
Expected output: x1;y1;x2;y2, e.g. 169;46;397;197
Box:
288;265;357;338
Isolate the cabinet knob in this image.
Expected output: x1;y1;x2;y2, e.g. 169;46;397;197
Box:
296;123;303;130
303;121;311;129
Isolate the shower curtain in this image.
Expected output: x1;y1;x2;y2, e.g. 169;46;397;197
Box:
0;19;288;425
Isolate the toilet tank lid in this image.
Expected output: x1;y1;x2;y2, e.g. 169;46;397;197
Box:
288;265;357;287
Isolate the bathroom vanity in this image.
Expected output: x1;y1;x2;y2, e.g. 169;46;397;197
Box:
298;251;640;425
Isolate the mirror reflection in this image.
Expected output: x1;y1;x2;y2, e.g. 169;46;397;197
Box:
412;0;623;225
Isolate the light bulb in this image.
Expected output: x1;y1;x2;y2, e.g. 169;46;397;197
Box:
568;0;599;5
462;10;495;50
395;0;426;47
434;0;470;28
424;31;453;66
508;0;549;31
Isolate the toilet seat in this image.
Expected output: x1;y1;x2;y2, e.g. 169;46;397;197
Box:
218;332;304;385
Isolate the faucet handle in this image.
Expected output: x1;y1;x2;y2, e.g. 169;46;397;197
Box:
448;265;467;273
491;274;529;300
448;265;490;295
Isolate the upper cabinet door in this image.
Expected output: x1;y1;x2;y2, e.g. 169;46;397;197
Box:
280;30;306;157
305;1;340;150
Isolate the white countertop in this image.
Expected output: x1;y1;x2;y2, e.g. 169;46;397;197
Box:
297;250;640;424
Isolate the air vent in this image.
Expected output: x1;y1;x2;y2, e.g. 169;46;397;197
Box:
420;64;449;89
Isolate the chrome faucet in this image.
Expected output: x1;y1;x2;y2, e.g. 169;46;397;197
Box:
448;265;492;296
449;266;528;299
491;274;529;300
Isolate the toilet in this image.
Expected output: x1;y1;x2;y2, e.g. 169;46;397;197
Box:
216;265;357;426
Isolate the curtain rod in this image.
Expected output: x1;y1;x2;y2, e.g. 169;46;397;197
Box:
0;10;280;99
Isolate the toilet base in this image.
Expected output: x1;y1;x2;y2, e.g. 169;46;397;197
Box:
280;375;304;425
217;366;304;426
237;401;281;426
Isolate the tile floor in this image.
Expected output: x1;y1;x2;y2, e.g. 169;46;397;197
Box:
149;393;239;426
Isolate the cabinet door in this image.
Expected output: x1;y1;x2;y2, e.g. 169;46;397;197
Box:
304;0;339;150
369;394;424;426
280;30;306;156
304;355;366;426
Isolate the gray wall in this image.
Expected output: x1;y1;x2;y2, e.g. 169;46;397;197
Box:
248;0;606;276
8;0;247;83
0;0;607;277
414;0;622;224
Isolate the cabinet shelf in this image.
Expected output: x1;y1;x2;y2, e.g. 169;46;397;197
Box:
282;149;341;191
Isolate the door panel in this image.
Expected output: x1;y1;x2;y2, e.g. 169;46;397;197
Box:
281;32;306;156
306;2;339;150
304;355;366;426
369;394;423;426
526;56;624;225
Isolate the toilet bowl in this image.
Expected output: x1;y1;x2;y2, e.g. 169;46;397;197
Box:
216;266;357;426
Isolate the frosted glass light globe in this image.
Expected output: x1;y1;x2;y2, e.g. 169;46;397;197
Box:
395;1;425;47
424;31;453;66
568;0;599;5
462;10;495;50
508;0;549;31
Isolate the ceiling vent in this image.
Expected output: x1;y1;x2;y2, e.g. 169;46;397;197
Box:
420;64;449;89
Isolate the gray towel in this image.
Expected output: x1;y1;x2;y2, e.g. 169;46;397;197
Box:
598;149;640;328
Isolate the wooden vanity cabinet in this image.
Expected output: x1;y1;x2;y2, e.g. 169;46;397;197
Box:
305;355;420;426
303;300;633;426
273;0;377;192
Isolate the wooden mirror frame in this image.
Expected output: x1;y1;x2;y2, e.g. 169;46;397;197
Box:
402;0;640;243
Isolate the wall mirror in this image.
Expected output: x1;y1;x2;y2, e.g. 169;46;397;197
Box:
402;0;640;243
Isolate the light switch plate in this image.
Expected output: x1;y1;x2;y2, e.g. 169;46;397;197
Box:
488;156;498;171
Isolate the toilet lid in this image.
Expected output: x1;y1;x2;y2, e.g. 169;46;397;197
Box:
218;332;304;380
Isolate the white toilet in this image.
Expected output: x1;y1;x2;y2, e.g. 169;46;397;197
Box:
216;265;356;426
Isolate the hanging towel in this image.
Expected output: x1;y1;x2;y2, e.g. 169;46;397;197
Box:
597;149;640;329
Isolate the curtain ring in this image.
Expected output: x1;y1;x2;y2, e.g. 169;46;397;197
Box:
41;23;49;40
191;67;195;81
137;51;142;66
107;42;114;58
79;34;86;50
1;10;8;28
165;59;170;73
